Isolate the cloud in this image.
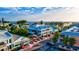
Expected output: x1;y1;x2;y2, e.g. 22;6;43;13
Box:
1;7;79;22
0;7;32;16
26;7;79;22
42;7;64;14
42;7;55;13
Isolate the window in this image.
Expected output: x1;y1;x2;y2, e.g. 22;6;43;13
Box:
15;45;18;46
9;39;12;43
7;40;8;43
11;44;14;47
8;45;12;49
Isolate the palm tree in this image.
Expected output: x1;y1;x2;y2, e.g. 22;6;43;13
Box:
56;22;69;32
56;22;63;31
69;37;76;46
62;36;69;45
62;36;76;46
52;32;60;44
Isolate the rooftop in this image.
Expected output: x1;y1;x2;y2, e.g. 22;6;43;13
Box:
61;26;79;37
0;30;12;42
28;24;50;30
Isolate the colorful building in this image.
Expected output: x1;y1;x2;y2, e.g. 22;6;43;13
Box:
28;24;53;37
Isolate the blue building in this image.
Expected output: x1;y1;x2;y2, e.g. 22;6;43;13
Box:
28;24;53;37
61;26;79;37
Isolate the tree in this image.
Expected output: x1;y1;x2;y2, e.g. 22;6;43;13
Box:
52;32;60;44
17;20;27;27
56;22;64;32
18;28;28;36
9;23;13;26
62;36;69;45
69;37;76;46
62;36;76;46
11;29;18;34
40;20;43;24
17;20;27;25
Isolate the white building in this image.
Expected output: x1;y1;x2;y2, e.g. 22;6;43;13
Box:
0;30;30;51
0;30;13;51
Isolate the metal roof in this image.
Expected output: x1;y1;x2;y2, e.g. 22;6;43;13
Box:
28;24;50;30
0;30;12;42
61;26;79;37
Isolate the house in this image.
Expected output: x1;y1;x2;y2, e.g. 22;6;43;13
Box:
0;30;31;51
12;37;30;50
61;26;79;37
0;30;13;51
61;26;79;46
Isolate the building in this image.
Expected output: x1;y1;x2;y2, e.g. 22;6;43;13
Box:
61;26;79;37
0;30;13;51
61;26;79;46
50;25;58;33
12;37;30;50
28;24;53;37
0;30;31;51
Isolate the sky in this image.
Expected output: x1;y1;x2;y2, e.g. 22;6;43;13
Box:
0;7;79;22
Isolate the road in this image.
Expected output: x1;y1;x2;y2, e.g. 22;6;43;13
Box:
19;34;54;51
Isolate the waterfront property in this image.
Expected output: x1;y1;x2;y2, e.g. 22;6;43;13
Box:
61;26;79;46
61;26;79;37
28;24;53;37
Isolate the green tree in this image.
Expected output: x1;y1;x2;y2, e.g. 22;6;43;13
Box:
62;36;69;45
40;20;43;24
52;32;60;44
9;23;13;26
17;20;27;27
17;20;27;25
69;37;76;46
62;36;76;46
11;29;17;34
56;22;64;31
18;28;28;36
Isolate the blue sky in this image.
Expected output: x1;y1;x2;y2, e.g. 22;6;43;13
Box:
0;7;64;21
0;7;78;22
